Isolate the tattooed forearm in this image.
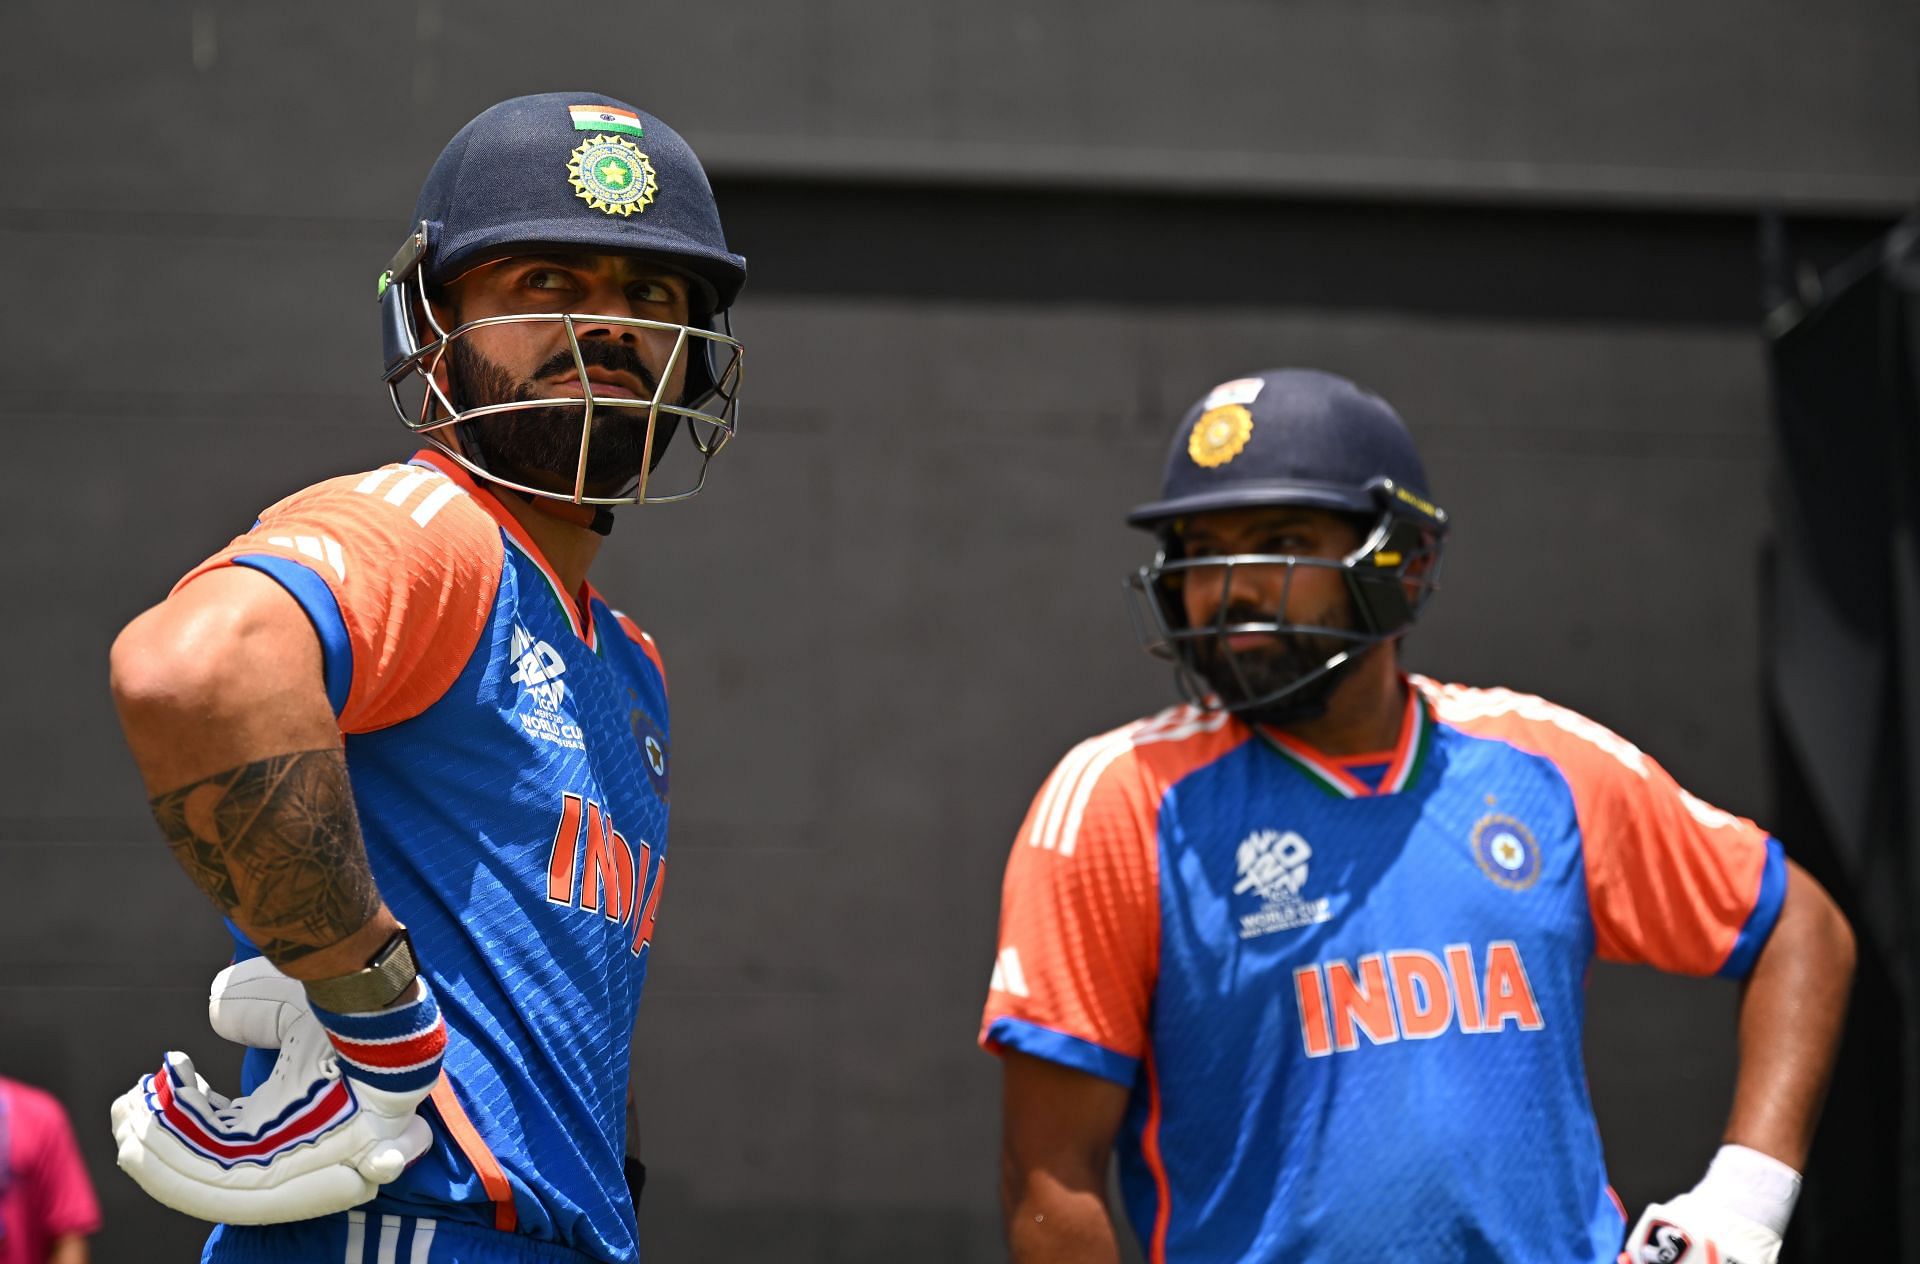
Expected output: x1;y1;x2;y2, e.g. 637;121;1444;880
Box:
149;748;381;966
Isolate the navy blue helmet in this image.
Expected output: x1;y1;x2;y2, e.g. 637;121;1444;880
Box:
379;92;747;512
1125;369;1449;721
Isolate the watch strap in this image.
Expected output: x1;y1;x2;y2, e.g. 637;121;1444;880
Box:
302;930;419;1013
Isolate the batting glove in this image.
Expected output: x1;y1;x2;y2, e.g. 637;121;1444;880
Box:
1621;1144;1802;1264
110;957;447;1225
1621;1193;1782;1263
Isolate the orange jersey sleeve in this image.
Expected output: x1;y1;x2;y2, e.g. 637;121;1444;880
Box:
981;707;1245;1084
175;463;504;734
1419;678;1787;978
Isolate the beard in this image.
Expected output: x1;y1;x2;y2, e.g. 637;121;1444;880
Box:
1186;610;1363;726
447;338;669;496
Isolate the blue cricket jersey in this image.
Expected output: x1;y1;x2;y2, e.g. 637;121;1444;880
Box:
982;683;1787;1263
182;450;671;1262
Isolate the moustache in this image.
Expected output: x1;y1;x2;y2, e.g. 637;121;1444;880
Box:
533;340;660;394
1204;605;1280;630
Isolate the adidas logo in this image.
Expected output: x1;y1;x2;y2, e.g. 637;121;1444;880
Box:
988;947;1030;998
266;535;345;582
351;465;462;527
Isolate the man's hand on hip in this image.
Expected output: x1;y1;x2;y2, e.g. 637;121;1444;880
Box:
109;957;446;1224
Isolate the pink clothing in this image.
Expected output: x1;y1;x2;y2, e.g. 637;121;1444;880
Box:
0;1078;100;1264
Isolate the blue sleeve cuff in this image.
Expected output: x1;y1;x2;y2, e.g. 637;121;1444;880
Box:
1718;837;1789;979
986;1016;1140;1087
223;919;261;962
230;554;353;716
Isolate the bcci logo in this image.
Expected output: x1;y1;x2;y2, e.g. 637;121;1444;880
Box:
1470;813;1541;891
1233;829;1334;939
511;625;584;751
1188;404;1253;468
626;687;670;804
567;135;657;217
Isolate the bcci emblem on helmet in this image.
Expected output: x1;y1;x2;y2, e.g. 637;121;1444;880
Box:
1124;369;1451;724
1189;405;1254;468
568;135;658;217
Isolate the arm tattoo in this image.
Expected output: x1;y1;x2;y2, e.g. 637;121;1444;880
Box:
149;748;381;967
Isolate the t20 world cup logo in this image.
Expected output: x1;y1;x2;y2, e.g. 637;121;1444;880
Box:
1234;830;1312;901
1233;830;1332;939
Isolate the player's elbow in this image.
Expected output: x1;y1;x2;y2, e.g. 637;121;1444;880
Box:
110;577;317;734
999;1137;1117;1260
998;1151;1056;1240
998;1140;1045;1223
111;603;225;726
1812;878;1856;985
999;1130;1109;1220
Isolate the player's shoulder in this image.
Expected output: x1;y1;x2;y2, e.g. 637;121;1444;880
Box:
1415;675;1652;782
256;461;503;555
606;606;667;684
605;606;659;652
1023;704;1245;855
1056;703;1243;780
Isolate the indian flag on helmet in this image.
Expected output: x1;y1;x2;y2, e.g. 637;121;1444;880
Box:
569;104;644;137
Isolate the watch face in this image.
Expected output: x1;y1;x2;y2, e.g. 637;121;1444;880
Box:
376;930;414;970
373;932;420;993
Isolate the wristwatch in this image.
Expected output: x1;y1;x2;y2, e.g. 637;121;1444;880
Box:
302;929;420;1013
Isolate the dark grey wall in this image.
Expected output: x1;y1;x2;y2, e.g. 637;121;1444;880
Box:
3;1;1915;212
2;3;1911;1261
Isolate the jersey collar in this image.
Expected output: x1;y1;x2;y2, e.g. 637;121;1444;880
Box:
1256;684;1434;799
410;449;603;651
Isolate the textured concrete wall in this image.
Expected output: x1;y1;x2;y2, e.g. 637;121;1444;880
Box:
3;1;1915;211
0;2;1906;1260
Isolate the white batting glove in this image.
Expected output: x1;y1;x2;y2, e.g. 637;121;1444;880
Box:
110;957;447;1225
1621;1144;1802;1264
205;956;315;1048
1621;1193;1782;1263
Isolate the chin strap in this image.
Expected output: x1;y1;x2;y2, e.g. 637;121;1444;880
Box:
514;492;615;536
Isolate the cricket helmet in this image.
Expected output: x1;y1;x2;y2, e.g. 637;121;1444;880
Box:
1124;369;1449;720
379;92;747;514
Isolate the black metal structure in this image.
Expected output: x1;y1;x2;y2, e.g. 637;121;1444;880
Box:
1765;213;1920;1261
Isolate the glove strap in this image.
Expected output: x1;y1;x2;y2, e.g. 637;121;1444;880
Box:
310;983;448;1094
1693;1144;1802;1237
